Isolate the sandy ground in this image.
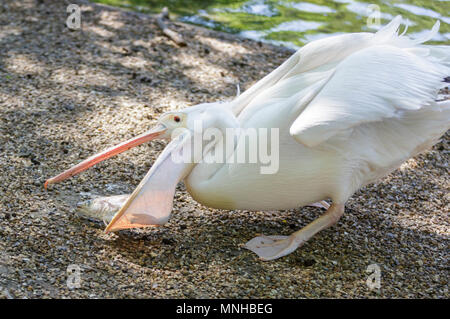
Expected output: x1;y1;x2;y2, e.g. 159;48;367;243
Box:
0;0;448;299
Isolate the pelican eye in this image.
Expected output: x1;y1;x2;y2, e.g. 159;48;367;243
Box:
174;116;181;123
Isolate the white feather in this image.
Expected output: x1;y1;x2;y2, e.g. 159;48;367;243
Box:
186;16;449;209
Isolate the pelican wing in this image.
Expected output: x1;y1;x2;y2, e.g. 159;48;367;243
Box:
290;21;449;148
231;16;413;117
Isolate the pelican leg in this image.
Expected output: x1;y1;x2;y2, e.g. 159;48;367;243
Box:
245;203;345;261
308;200;330;209
77;194;130;225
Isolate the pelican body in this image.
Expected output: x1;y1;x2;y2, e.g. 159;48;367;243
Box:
45;17;450;260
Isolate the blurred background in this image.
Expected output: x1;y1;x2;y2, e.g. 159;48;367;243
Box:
95;0;450;48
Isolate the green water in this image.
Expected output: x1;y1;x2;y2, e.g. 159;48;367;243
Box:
95;0;450;48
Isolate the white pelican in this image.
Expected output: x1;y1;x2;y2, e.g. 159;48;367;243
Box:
45;16;450;260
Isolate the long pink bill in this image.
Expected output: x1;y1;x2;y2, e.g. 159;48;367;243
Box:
44;125;167;189
105;130;194;232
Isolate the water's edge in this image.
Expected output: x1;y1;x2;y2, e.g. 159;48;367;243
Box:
94;0;450;48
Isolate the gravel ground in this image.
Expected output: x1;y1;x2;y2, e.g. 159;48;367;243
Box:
0;0;448;299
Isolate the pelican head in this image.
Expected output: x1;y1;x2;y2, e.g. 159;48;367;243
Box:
160;102;239;137
45;101;238;231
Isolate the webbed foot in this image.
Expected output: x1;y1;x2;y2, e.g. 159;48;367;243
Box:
245;203;345;261
245;235;302;261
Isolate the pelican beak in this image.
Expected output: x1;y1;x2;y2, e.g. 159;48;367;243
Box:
44;124;168;189
46;124;194;233
105;130;193;232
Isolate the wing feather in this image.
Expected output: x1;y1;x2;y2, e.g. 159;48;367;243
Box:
231;16;414;117
289;20;449;147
